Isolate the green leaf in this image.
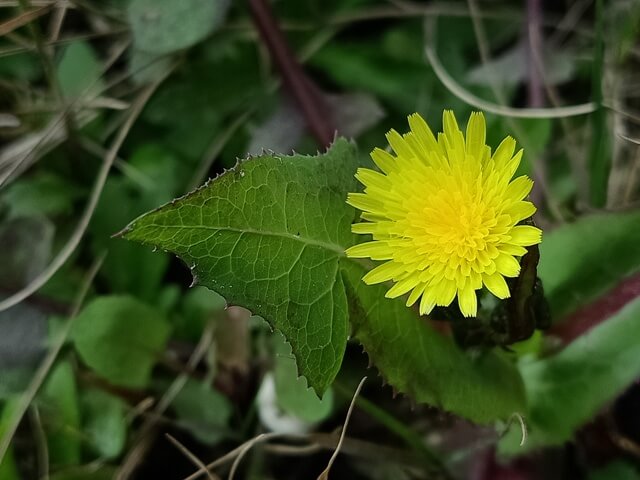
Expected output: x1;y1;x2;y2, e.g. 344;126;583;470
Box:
128;0;230;55
273;333;334;423
2;173;81;218
56;41;103;98
499;297;640;456
41;361;81;466
71;296;171;388
121;139;357;395
171;379;232;445
589;461;640;480
0;399;21;480
341;262;526;424
81;389;127;459
539;211;640;318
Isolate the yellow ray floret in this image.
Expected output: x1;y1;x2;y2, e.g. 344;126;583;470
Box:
346;111;542;318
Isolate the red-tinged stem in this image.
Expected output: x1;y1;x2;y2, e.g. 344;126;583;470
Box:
248;0;334;148
550;273;640;344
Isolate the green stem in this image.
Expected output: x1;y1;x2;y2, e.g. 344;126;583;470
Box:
588;0;609;207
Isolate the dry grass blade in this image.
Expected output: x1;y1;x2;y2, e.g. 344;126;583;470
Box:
0;252;106;464
0;68;172;313
117;320;216;479
166;434;220;480
0;4;51;36
316;377;366;480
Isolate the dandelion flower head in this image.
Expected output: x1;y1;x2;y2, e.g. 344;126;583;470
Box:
346;111;542;318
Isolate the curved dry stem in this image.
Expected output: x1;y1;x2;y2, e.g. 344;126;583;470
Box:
316;377;366;480
0;71;170;313
424;37;595;118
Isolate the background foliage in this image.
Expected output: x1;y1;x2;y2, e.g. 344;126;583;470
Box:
1;0;640;479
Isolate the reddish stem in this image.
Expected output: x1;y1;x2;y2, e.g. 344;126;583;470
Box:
248;0;334;148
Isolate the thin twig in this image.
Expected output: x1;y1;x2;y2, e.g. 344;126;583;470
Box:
0;69;171;312
117;321;216;479
29;407;50;480
0;252;106;464
316;377;366;480
166;434;220;480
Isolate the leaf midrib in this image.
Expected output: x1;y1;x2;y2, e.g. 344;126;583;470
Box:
139;223;348;256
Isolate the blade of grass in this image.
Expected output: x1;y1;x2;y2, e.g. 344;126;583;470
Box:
588;0;610;207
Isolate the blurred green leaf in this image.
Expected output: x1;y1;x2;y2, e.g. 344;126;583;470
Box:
56;41;103;98
81;389;126;459
178;287;226;341
0;399;21;480
539;211;640;319
41;361;81;466
2;173;81;219
273;333;333;423
128;0;230;55
122;139;356;395
90;144;185;301
342;262;526;424
172;379;231;445
589;461;640;480
499;297;640;455
71;296;171;388
0;216;54;290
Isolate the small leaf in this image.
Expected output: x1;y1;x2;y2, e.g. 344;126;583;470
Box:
172;379;232;445
128;0;230;55
539;211;640;319
499;297;640;455
589;461;640;480
41;360;81;466
71;296;171;388
81;389;127;459
341;262;526;424
273;333;334;423
122;139;358;395
56;41;103;98
2;173;81;218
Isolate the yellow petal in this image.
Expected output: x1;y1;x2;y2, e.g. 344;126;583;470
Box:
363;261;406;284
355;168;389;190
492;136;516;167
433;279;457;306
509;225;542;246
504;201;536;223
442;110;465;153
457;282;478;317
346;192;382;213
465;112;486;159
386;129;414;159
506;175;534;202
386;273;421;298
408;112;440;153
370;147;396;174
483;272;510;299
498;243;528;256
345;241;393;260
406;283;427;307
494;253;521;277
419;287;437;315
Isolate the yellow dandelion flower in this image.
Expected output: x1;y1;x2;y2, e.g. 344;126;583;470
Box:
346;110;542;318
